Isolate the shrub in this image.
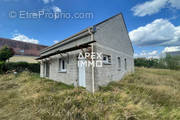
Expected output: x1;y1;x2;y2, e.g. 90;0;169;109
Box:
164;54;180;70
0;62;40;74
0;46;15;62
0;61;5;74
135;55;180;70
28;63;40;73
134;58;159;68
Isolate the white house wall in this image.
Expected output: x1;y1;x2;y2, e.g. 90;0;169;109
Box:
94;14;134;56
40;33;93;91
94;44;134;88
48;52;78;85
93;14;134;88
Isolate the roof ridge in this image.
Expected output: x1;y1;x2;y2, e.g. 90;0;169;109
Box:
0;37;48;47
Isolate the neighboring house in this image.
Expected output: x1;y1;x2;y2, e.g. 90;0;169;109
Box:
37;13;134;92
0;38;48;63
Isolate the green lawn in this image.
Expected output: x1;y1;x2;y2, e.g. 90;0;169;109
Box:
0;68;180;120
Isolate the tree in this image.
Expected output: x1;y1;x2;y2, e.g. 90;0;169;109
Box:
0;46;15;62
164;54;180;70
134;58;159;68
134;55;180;70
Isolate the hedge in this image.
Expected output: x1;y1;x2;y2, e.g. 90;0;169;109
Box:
0;61;5;74
0;62;40;74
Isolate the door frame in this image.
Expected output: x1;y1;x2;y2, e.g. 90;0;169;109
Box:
78;58;86;87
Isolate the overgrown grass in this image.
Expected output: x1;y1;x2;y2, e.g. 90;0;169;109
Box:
0;68;180;120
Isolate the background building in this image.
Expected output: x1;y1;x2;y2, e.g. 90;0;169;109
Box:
0;38;48;63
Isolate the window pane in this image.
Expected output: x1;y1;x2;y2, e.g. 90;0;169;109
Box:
118;57;121;68
103;55;111;64
62;60;65;69
59;59;66;72
125;58;127;70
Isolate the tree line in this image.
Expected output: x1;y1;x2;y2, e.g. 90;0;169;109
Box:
134;54;180;70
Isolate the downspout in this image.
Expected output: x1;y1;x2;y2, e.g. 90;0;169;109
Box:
88;27;95;93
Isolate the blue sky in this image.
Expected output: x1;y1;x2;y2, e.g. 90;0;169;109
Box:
0;0;180;58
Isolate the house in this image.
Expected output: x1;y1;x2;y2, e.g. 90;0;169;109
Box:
0;38;48;63
37;13;134;92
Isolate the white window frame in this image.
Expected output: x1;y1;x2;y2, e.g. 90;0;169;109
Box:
59;59;67;72
103;55;111;64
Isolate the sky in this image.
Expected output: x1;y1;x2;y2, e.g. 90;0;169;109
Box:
0;0;180;58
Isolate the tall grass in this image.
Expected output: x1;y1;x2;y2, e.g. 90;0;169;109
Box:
0;68;180;120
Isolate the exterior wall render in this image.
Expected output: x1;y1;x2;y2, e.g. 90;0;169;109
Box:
94;43;134;89
40;49;93;91
92;14;134;90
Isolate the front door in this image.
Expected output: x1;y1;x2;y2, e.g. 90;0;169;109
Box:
78;59;86;87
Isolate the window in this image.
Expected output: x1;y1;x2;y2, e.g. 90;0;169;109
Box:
59;59;66;72
118;57;121;70
103;55;111;64
124;58;127;70
19;49;24;53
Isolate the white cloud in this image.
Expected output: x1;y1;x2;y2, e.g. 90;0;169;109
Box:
132;0;168;17
162;46;180;53
12;33;39;44
42;0;54;4
134;50;159;58
132;0;180;17
42;6;61;14
169;0;180;9
129;18;180;46
53;40;59;44
52;6;61;13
